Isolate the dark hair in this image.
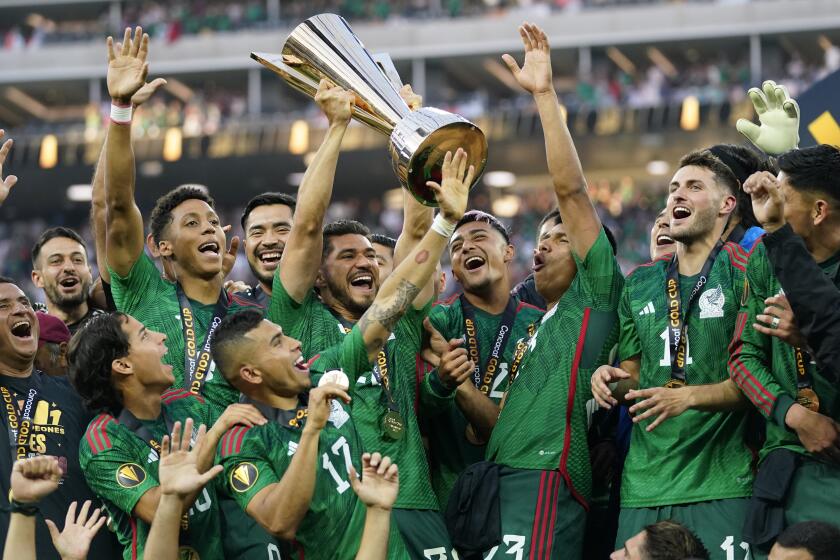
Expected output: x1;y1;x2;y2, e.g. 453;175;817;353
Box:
322;220;371;258
454;210;511;243
708;144;778;230
775;521;840;560
0;276;15;285
678;149;740;197
67;313;130;413
210;309;264;383
370;234;396;250
240;192;297;230
777;144;840;203
642;520;709;560
149;186;216;244
31;227;87;267
538;209;618;255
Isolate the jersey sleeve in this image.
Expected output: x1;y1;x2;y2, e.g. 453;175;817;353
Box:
399;300;432;351
309;326;372;379
572;228;624;310
108;251;167;314
80;438;158;517
728;244;793;425
218;426;282;511
267;269;316;341
617;283;642;362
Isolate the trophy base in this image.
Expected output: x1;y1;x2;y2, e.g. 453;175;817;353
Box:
389;107;488;207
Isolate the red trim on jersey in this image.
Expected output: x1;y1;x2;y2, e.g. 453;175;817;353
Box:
723;245;746;272
728;312;774;415
626;255;672;277
230;425;251;456
559;307;590;511
293;540;305;559
87;414;114;454
515;300;546;314
536;471;553;559
440;292;460;306
307;355;321;367
130;515;138;560
529;471;547;560
228;292;264;309
162;388;204;405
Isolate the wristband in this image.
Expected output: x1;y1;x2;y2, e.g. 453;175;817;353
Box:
431;214;456;238
110;102;133;125
10;499;39;516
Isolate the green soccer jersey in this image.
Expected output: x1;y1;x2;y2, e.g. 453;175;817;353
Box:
110;253;263;419
729;241;840;463
487;230;623;505
421;295;544;507
79;389;222;560
618;243;754;508
269;274;439;510
219;328;369;560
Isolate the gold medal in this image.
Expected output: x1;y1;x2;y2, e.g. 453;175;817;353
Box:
464;424;487;446
796;387;820;412
381;410;404;441
664;378;686;389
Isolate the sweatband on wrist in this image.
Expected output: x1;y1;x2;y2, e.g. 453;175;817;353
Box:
110;102;133;125
431;214;456;238
10;499;39;516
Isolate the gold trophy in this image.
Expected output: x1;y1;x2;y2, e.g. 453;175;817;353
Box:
252;13;488;206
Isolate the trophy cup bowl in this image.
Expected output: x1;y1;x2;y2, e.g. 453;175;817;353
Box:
251;13;488;206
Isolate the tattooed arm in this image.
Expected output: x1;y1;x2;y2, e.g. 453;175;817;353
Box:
358;149;474;362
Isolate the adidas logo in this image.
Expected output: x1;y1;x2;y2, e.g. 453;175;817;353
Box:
639;302;655;316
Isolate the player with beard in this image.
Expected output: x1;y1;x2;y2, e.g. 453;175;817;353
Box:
592;150;754;557
730;145;840;552
241;192;297;308
31;228;102;335
266;76;457;555
101;27;280;559
650;209;676;260
419;211;543;507
217;145;471;559
371;234;397;281
469;24;623;558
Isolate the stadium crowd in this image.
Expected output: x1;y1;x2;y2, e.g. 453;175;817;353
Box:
1;18;840;560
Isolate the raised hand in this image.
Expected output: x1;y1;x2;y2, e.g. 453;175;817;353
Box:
349;452;399;511
399;84;423;111
222;225;240;279
426;148;474;223
107;27;150;103
736;80;800;156
314;79;354;127
10;455;62;504
0;130;18;206
743;170;785;232
158;419;223;499
304;384;351;433
502;23;553;96
45;500;107;560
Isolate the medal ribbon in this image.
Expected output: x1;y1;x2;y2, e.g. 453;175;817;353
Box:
460;295;518;394
1;382;39;462
664;243;723;384
176;286;228;396
372;346;399;413
117;408;190;533
507;323;537;386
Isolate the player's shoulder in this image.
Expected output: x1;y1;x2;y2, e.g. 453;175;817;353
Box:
228;291;265;312
719;241;749;272
625;254;671;282
83;412;119;456
515;299;545;320
161;387;206;406
219;424;264;459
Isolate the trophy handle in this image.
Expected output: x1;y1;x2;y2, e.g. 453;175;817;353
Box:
251;52;394;134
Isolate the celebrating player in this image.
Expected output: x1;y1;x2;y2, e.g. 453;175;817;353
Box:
592;149;754;555
730;144;840;551
212;152;471;558
420;210;543;507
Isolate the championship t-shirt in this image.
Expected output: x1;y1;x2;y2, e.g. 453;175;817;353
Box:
422;295;544;506
0;371;121;560
729;241;840;462
487;230;623;505
109;253;263;419
219;328;370;560
79;389;222;560
269;274;439;510
618;243;754;507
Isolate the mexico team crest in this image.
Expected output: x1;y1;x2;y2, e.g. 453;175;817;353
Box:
116;463;146;488
231;462;258;493
699;285;725;319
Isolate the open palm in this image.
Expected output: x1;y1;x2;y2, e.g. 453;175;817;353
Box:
107;27;150;102
736;80;800;156
159;420;222;499
502;23;553;95
0;131;18;207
